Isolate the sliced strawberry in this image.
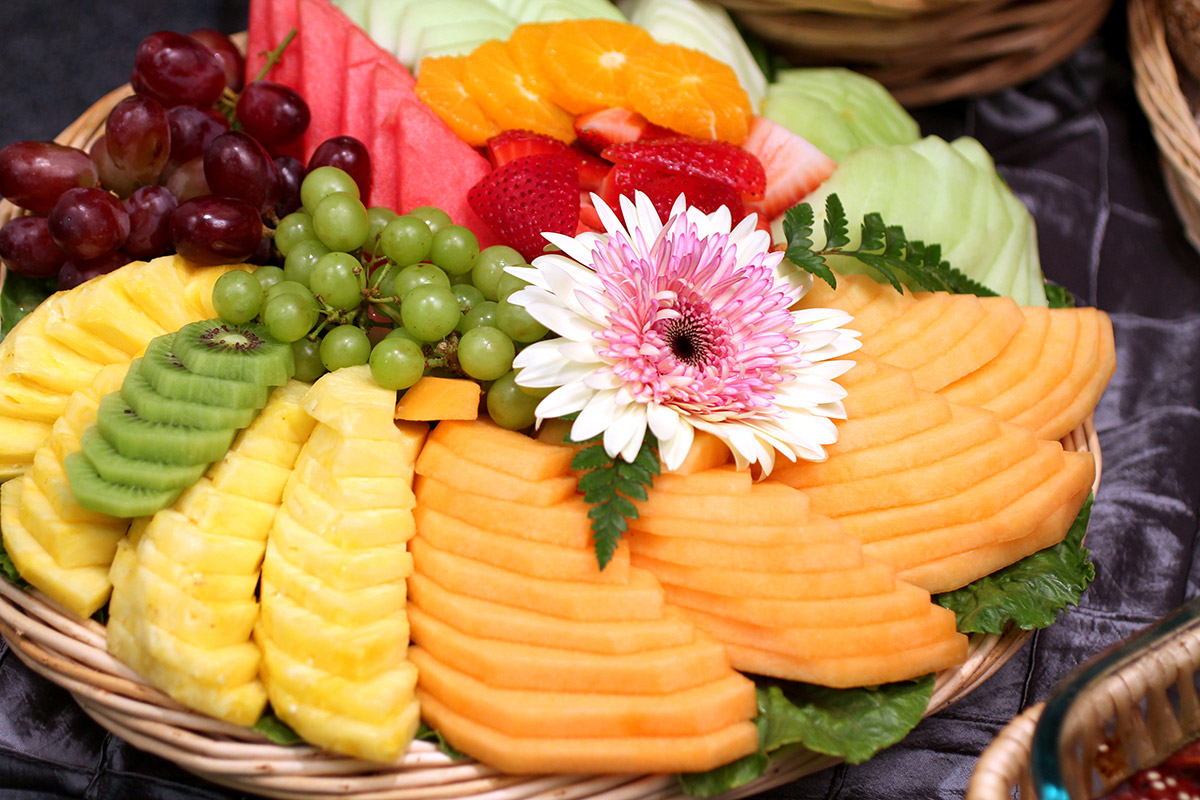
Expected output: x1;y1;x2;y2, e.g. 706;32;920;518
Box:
611;162;744;222
602;137;766;200
576;149;612;193
485;129;575;168
468;153;580;261
578;192;603;234
740;115;836;222
573;108;673;155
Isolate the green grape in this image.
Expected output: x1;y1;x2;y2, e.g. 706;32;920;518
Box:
449;270;474;286
452;283;485;315
513;367;555;399
265;279;313;301
363;207;398;257
393;262;451;300
379;215;433;266
320;324;372;370
459;300;499;333
487;370;540;430
274;211;316;257
400;284;461;342
458;326;515;381
283;239;330;287
407;205;453;235
430;225;479;275
385;326;423;344
301;166;359;213
212;270;264;325
496;298;549;343
291;337;327;382
262;289;320;343
497;272;532;302
253;265;285;292
369;337;426;390
310;251;365;310
313;192;370;252
472;245;524;301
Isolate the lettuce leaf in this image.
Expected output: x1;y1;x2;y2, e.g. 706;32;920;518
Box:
935;494;1094;634
0;272;55;340
0;534;29;589
679;676;934;796
416;722;465;759
252;708;302;745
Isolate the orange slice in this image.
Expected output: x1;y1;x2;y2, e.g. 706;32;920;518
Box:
506;23;559;96
464;39;576;143
626;43;752;144
543;20;658;115
414;55;501;148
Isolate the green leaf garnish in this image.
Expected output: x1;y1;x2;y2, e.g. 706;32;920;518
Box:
0;535;29;589
1045;282;1076;308
784;195;998;298
416;723;466;759
935;494;1095;634
567;433;660;570
679;676;934;796
1;273;56;341
253;709;303;745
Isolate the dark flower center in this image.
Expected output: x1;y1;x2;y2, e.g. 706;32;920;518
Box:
661;312;715;367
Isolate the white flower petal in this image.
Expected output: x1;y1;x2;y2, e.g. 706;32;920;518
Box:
535;381;594;420
604;403;648;463
659;419;695;472
571;389;622;442
645;402;680;443
523;301;601;342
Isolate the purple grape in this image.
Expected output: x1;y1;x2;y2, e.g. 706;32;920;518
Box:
0;141;100;214
204;131;278;215
48;187;130;260
188;28;245;92
236;81;310;148
123;185;178;258
134;31;226;108
105;94;170;183
58;251;132;290
273;155;305;218
164;157;210;202
309;136;372;202
166;105;229;166
0;216;68;278
171;195;263;265
89;136;139;198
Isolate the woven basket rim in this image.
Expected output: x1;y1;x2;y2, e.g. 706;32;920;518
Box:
1130;0;1200;254
0;47;1106;799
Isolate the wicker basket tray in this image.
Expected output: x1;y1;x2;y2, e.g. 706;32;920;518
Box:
1130;0;1200;255
0;60;1104;800
711;0;1113;106
967;593;1200;799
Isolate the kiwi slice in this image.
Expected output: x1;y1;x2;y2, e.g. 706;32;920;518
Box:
139;336;270;410
64;450;184;518
95;394;237;466
121;362;259;431
80;428;209;492
172;319;295;387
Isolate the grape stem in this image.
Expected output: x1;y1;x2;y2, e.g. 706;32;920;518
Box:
253;28;297;83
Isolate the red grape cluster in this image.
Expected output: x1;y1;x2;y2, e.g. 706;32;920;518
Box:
0;28;371;290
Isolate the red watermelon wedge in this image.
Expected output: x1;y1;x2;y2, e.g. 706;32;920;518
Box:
369;62;401;212
297;0;351;158
246;0;303;92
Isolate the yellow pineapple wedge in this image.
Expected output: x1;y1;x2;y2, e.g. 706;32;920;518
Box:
1;364;131;617
105;381;315;726
256;366;427;762
0;257;250;480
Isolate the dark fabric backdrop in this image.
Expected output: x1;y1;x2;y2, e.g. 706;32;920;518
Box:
0;1;1193;798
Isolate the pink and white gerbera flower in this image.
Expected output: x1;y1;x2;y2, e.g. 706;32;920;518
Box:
507;192;861;475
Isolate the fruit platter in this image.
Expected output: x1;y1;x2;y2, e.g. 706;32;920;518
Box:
0;0;1115;798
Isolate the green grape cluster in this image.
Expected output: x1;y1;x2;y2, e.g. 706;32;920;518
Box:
209;165;552;430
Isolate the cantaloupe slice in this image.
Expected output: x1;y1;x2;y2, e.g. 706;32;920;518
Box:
830;390;952;454
416;690;759;775
631;552;897;600
414;438;578;507
800;271;893;320
873;294;986;371
940;306;1050;406
860;291;956;354
416;475;593;548
394;375;481;420
632;512;843;546
629;530;862;572
432;418;576;479
910;295;1024;391
634;480;810;524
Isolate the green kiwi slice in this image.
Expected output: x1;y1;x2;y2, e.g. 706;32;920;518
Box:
139;336;270;410
95;394;236;466
79;428;209;492
172;320;295;387
121;362;259;431
64;451;184;518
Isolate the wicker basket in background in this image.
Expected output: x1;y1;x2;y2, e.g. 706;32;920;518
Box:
1130;0;1200;255
710;0;1114;106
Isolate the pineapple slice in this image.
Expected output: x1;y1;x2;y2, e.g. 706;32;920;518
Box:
174;480;279;543
283;488;416;548
130;564;259;648
62;275;167;356
0;416;52;479
143;510;267;575
0;372;69;424
261;539;407;626
117;256;210;332
43;292;134;365
271;507;413;590
18;477;125;568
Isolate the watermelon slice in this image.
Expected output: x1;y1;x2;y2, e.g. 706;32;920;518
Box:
246;0;304;92
245;0;274;82
370;61;403;212
297;0;352;158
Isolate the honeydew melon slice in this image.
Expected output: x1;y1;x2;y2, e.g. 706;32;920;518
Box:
366;0;423;55
506;0;626;23
621;0;766;112
772;68;920;149
413;17;515;68
801;136;1048;306
396;0;513;68
332;0;371;28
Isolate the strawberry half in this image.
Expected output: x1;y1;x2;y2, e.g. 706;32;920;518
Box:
485;129;575;168
602;136;766;200
467;152;580;261
573;107;671;154
611;162;744;222
740;115;835;221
